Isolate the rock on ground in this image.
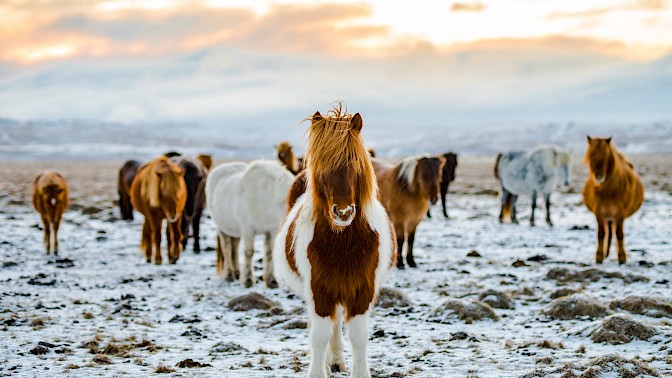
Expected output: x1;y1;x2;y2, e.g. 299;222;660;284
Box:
609;296;672;318
430;299;498;323
478;289;514;309
376;287;412;309
523;354;660;378
590;314;658;344
549;287;580;300
227;293;279;311
544;294;611;320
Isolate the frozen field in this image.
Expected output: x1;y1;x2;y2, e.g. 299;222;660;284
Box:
1;157;671;378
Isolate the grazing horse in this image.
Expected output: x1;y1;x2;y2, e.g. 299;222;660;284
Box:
274;107;396;378
427;152;458;218
206;160;293;288
275;141;303;175
373;155;444;269
117;160;142;220
494;145;571;226
582;137;643;264
33;172;69;255
130;157;187;265
171;156;209;253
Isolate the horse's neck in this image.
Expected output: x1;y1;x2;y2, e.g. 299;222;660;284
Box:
286;152;299;173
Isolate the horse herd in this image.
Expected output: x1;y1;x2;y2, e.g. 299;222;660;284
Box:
30;106;644;377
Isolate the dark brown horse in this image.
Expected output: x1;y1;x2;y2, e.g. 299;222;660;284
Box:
117;160;142;220
171;156;209;253
427;152;458;218
130;156;187;265
374;155;445;269
33;172;69;255
582;137;643;264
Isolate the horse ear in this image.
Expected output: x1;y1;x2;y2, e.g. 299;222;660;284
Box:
351;113;362;132
606;137;612;145
312;111;322;123
587;136;593;143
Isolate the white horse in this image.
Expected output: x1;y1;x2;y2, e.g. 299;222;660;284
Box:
494;145;571;226
206;160;294;288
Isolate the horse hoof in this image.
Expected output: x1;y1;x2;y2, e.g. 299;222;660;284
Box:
169;259;178;264
407;260;417;268
225;275;235;283
146;259;151;264
396;263;405;270
331;363;346;373
154;260;163;265
267;279;279;289
244;279;253;288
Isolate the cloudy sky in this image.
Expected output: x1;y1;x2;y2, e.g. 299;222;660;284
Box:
0;0;671;127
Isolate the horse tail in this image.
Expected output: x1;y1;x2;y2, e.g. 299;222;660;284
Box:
494;153;503;179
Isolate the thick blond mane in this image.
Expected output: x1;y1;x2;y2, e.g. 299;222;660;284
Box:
305;104;376;206
141;157;183;208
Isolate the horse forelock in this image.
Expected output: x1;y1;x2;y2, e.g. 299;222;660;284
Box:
306;106;376;209
142;157;183;208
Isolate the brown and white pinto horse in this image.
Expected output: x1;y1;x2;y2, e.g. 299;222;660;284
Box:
275;141;303;175
373;155;445;269
130;156;187;265
33;172;69;255
274;106;396;378
582;137;643;264
117;160;142;220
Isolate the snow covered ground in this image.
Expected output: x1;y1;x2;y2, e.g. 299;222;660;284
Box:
1;158;671;377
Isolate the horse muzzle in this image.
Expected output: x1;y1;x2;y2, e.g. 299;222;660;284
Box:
331;204;356;227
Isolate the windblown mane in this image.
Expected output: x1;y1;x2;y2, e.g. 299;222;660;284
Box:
396;154;429;190
305;104;376;207
141;157;183;208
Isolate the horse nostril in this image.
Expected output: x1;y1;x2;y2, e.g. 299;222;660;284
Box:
332;205;339;217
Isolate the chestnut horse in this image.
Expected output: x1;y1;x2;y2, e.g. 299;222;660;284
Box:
274;106;396;377
275;141;303;175
33;172;69;255
117;160;142;220
130;156;187;264
582;137;643;264
373;155;444;269
171;155;210;253
427;152;458;218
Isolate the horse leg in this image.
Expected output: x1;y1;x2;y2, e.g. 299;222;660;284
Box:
348;313;371;378
192;215;201;253
168;219;182;264
395;225;405;270
530;191;537;227
263;232;278;288
328;309;346;373
406;227;418;268
616;219;627;264
141;221;152;263
307;312;333;378
242;234;255;288
510;194;519;224
441;181;449;218
544;193;553;226
180;215;189;251
41;215;51;254
52;217;61;255
218;233;235;282
498;190;507;223
120;192;133;221
152;218;163;265
605;221;613;259
231;237;241;280
595;217;606;264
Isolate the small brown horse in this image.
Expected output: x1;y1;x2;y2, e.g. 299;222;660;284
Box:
130;156;187;264
582;137;643;264
275;141;303;175
374;155;445;269
117;160;142;220
33;172;69;255
427;152;458;218
171;155;210;253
